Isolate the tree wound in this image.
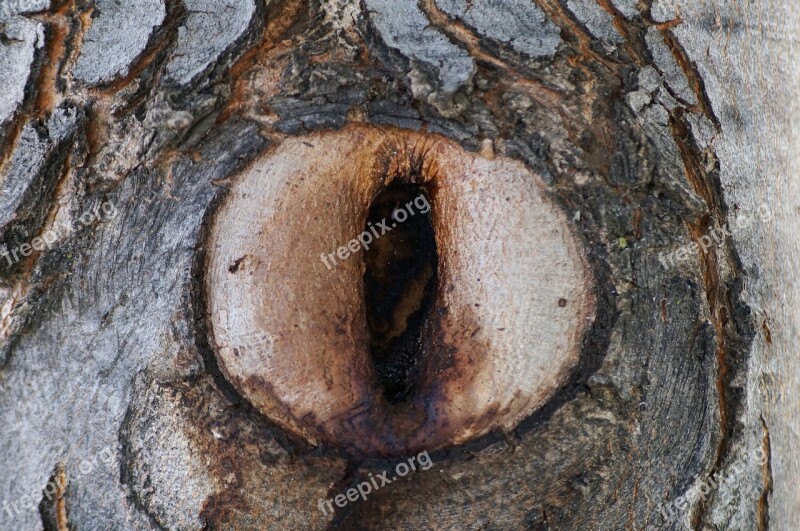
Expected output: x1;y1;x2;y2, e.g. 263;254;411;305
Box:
205;125;596;456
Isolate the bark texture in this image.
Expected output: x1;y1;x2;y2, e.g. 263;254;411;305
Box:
0;0;796;530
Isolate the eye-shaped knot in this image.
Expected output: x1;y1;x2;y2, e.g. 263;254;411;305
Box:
205;125;595;457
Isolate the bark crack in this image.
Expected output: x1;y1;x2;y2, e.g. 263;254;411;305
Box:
757;415;773;531
669;91;761;528
416;0;565;108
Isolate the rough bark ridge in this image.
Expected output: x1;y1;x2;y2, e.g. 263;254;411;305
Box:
0;0;794;529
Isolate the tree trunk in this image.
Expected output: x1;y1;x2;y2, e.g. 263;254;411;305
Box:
0;0;796;529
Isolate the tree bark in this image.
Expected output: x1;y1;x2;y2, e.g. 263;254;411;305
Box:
0;0;796;530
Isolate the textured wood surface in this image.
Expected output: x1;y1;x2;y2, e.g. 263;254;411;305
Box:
0;0;795;529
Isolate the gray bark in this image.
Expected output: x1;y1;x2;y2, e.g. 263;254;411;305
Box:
0;0;796;529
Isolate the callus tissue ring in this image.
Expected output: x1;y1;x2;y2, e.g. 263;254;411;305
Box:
205;124;596;457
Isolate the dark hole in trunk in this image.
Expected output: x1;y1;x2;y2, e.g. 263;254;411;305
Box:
363;183;438;403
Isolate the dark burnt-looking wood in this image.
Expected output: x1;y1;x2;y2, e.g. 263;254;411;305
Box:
0;0;794;529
